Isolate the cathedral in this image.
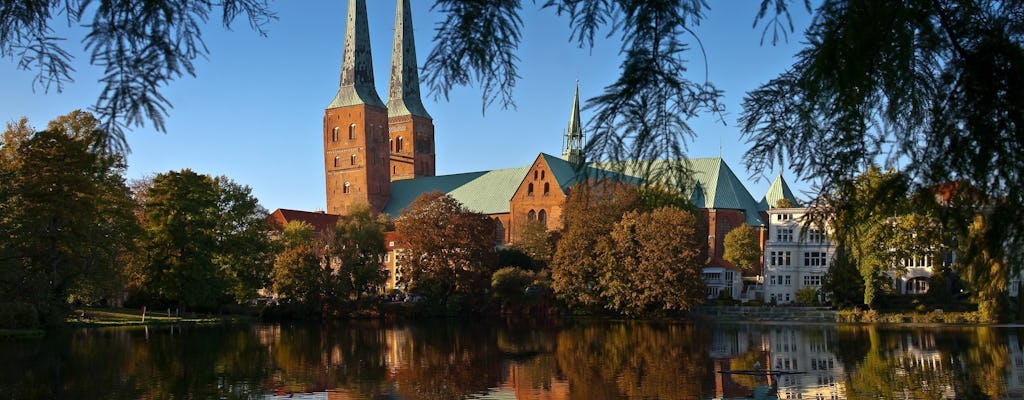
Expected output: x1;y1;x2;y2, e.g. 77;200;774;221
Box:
271;0;800;296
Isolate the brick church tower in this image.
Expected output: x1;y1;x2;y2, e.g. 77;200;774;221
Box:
324;0;390;215
386;0;435;181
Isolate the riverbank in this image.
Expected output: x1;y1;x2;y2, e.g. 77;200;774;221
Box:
65;307;255;327
693;305;986;324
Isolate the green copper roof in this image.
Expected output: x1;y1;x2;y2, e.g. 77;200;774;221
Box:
328;0;385;109
386;0;430;118
759;173;800;210
381;154;764;226
381;165;529;216
685;158;765;226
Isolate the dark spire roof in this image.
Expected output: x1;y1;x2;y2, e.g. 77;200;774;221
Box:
386;0;430;118
562;82;585;164
328;0;385;109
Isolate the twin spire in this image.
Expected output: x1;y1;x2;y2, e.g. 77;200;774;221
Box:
328;0;428;118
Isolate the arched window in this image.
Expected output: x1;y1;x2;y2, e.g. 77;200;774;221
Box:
543;182;550;195
332;127;339;142
533;170;538;180
527;210;536;220
389;138;394;152
541;170;546;179
343;182;351;194
350;154;357;166
528;183;534;195
333;156;340;168
349;123;356;140
396;136;404;152
538;209;547;227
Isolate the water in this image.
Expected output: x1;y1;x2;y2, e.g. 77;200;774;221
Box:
2;319;1023;399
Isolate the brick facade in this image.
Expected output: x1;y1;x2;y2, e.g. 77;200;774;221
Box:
324;104;391;215
508;156;568;242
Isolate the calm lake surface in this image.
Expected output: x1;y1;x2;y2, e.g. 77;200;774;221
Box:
3;318;1023;399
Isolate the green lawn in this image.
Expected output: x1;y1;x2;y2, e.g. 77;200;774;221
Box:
67;307;253;327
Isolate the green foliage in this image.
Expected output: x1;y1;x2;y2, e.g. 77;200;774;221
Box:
741;0;1024;297
136;169;272;309
795;286;818;305
0;0;277;150
723;223;759;272
332;204;387;302
491;267;535;306
822;246;865;308
512;219;553;270
272;244;328;312
395;192;497;309
0;111;139;324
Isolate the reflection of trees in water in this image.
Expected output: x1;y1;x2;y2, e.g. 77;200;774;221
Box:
836;326;1011;400
553;321;713;399
0;325;271;399
6;322;1024;399
390;320;505;400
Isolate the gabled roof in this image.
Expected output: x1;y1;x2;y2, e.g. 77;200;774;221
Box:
269;208;340;233
759;173;800;210
542;153;640;191
382;166;530;216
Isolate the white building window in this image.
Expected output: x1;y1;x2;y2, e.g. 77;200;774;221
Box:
804;252;827;267
785;275;792;285
803;275;822;286
776;228;794;242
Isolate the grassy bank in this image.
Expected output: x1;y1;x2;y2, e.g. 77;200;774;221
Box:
66;307;255;327
835;308;985;324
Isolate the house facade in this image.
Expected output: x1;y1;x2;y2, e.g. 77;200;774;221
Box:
762;207;835;304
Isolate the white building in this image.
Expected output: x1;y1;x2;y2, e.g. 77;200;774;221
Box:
763;207;835;304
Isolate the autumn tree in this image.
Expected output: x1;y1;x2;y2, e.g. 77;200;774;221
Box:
723;223;760;273
550;183;640;310
0;111;139;325
599;206;706;315
332;204;387;303
394;192;497;309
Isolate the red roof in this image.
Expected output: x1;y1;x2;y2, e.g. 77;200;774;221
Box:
268;208;340;233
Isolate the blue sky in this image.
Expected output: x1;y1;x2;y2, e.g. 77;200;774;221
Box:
0;1;814;212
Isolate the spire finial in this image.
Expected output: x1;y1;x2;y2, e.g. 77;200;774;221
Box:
387;0;430;118
563;82;585;164
328;0;384;109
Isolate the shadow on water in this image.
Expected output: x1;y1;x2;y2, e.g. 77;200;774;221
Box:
2;320;1024;399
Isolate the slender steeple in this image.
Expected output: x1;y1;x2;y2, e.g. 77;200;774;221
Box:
387;0;430;118
562;81;585;164
328;0;384;109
